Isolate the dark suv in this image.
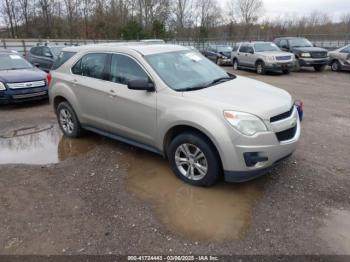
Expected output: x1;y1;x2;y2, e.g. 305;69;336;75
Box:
26;44;65;72
274;37;328;72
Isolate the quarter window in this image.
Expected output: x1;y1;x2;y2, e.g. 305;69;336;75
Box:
109;54;149;85
72;53;108;80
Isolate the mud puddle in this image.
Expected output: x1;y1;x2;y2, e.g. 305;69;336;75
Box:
320;208;350;254
125;150;263;241
0;125;98;165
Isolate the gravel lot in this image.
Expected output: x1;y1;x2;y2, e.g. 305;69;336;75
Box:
0;68;349;255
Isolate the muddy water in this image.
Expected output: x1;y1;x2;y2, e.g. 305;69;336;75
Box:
125;150;263;241
320;209;350;254
0;125;98;164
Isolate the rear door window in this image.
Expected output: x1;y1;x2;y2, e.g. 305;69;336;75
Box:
239;44;248;53
109;54;149;85
72;53;108;80
52;51;76;70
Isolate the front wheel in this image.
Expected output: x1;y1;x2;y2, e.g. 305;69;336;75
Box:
256;61;266;75
331;60;341;72
167;132;221;187
282;68;290;74
233;59;239;70
56;101;84;138
314;64;326;72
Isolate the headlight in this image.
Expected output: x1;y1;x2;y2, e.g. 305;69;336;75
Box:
266;56;276;63
224;111;267;136
301;53;311;58
0;82;6;91
220;55;227;59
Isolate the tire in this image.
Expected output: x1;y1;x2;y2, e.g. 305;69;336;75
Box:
282;68;290;74
256;61;266;75
56;101;84;138
233;59;239;70
294;59;301;72
331;60;341;72
314;64;326;72
167;131;221;187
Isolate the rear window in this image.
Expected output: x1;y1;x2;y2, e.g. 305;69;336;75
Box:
51;51;76;70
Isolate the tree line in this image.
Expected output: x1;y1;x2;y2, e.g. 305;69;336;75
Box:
1;0;350;40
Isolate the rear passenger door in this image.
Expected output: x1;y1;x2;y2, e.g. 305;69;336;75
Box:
103;53;157;146
70;53;112;129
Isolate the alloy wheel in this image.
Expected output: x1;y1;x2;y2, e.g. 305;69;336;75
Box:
174;143;208;181
59;108;74;134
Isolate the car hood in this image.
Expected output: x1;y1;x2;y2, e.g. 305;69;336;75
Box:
0;68;47;83
183;76;293;120
256;51;292;57
291;46;327;52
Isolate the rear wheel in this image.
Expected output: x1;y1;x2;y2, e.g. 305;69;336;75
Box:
167;132;221;187
56;101;84;138
314;64;326;72
331;60;341;72
256;61;266;75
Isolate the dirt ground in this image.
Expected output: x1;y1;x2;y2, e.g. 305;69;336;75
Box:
0;67;349;255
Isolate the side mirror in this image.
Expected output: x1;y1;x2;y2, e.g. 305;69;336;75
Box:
127;79;155;92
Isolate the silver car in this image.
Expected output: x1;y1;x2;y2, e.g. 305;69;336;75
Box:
49;44;301;186
328;44;350;72
232;42;294;74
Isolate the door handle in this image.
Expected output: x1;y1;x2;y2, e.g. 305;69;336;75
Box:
108;89;117;98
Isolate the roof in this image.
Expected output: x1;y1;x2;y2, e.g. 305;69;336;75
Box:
62;44;189;56
275;37;307;40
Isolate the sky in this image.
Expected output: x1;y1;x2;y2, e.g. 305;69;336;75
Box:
254;0;350;22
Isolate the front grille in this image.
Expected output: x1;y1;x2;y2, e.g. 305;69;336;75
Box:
270;107;294;123
276;56;292;61
12;91;47;99
311;52;327;58
7;80;46;89
276;126;297;142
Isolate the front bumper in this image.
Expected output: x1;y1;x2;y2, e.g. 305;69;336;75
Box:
222;107;301;183
265;62;293;72
218;57;232;65
299;57;328;67
0;86;48;104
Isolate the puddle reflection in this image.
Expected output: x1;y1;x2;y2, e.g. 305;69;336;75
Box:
0;125;98;165
125;150;263;241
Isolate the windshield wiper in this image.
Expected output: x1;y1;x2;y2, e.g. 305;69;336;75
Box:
177;75;235;92
205;76;234;88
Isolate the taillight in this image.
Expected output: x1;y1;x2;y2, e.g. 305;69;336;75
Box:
47;72;52;87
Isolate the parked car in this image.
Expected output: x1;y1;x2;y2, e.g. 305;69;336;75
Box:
0;49;49;104
328;44;350;72
50;44;301;186
231;42;294;74
26;44;66;72
274;37;328;72
203;45;233;65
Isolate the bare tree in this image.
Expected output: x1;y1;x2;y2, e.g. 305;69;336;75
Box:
1;0;16;37
234;0;263;24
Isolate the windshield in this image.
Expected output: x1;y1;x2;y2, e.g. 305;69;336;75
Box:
145;51;232;91
217;46;232;52
0;54;33;70
289;38;313;48
50;46;64;56
254;43;280;52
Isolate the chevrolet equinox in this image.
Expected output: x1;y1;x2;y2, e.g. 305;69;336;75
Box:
49;44;301;186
